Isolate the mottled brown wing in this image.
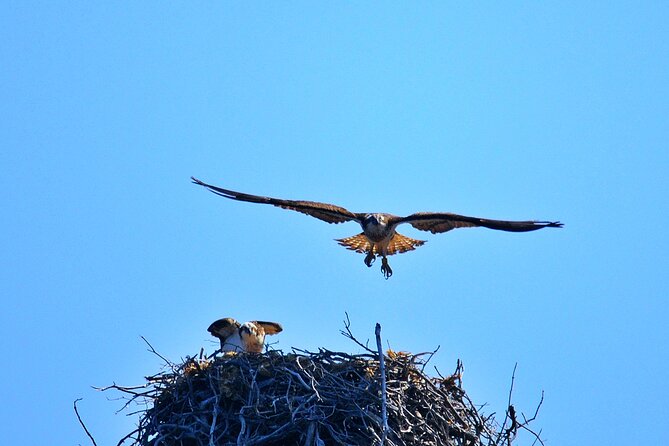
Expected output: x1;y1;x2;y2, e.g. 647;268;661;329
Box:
386;232;426;255
255;321;283;335
207;317;240;339
191;177;360;224
400;212;563;234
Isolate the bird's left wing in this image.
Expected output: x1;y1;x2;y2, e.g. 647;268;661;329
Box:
192;177;361;224
398;212;563;234
255;321;283;335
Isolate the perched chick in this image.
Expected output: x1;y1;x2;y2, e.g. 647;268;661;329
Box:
208;318;283;353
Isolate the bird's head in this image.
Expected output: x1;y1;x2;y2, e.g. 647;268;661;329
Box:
363;213;386;226
239;321;283;353
239;322;264;353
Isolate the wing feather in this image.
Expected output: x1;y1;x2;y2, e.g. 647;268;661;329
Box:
255;321;283;335
207;318;240;340
399;212;563;234
191;177;360;224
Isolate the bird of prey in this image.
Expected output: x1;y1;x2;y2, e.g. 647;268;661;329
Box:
192;177;563;279
208;318;283;353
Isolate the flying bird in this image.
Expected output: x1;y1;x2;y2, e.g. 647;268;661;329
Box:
208;318;283;353
192;177;563;278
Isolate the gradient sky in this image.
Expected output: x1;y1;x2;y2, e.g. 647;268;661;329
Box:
2;3;668;445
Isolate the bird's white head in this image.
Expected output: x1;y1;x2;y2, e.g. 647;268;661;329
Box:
363;213;388;226
239;322;265;353
362;213;391;241
237;320;283;353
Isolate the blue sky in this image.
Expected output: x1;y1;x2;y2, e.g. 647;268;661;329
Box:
1;2;667;445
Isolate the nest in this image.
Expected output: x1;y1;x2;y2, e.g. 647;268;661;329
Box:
102;342;543;446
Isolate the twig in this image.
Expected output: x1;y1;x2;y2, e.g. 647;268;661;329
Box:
115;428;140;446
496;363;546;446
499;362;518;445
506;404;519;443
140;336;173;367
375;323;389;445
340;312;376;354
519;391;546;446
522;390;544;424
208;370;219;446
419;345;440;373
73;398;98;446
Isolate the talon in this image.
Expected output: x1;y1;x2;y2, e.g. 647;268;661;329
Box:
364;251;376;267
381;258;393;279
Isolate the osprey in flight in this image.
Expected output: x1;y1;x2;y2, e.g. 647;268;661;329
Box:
192;177;563;278
208;318;283;353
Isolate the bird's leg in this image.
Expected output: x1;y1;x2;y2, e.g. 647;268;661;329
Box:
381;257;393;279
364;250;376;267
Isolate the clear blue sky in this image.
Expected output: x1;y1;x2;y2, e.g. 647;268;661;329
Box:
2;2;667;445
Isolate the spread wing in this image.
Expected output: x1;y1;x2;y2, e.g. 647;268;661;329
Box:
207;317;241;340
399;212;563;234
192;177;361;224
255;321;283;335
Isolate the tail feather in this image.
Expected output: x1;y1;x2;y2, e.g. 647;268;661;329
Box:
386;232;426;255
336;233;371;253
336;232;426;256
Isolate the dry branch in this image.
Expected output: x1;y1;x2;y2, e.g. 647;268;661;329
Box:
74;398;98;446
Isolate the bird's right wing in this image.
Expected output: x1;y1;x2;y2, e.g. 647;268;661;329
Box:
192;177;361;224
208;318;241;340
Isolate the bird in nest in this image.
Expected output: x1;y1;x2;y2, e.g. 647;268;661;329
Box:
192;177;563;279
208;318;283;354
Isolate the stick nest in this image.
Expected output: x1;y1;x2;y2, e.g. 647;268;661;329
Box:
106;347;530;446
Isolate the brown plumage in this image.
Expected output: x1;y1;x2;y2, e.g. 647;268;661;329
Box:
337;232;426;255
208;318;283;353
192;177;563;278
